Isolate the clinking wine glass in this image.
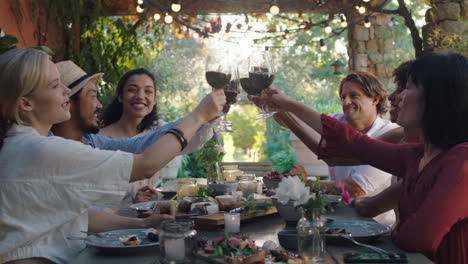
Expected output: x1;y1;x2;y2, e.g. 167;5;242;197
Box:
240;52;275;120
205;55;233;128
219;68;239;133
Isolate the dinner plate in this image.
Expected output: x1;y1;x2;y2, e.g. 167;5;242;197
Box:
130;200;180;211
278;220;390;250
130;201;158;211
324;220;391;244
84;229;159;250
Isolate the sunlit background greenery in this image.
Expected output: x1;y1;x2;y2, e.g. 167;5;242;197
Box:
71;1;428;176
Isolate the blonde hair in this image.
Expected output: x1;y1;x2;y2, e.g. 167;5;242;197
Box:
0;48;49;146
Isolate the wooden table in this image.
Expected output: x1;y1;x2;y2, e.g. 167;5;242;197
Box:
70;205;432;264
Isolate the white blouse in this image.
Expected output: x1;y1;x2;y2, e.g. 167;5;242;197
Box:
0;125;133;263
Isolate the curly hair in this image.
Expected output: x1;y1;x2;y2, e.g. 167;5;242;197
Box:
392;60;414;90
339;71;388;115
100;68;158;133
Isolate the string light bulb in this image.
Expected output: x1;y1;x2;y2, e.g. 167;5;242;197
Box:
284;29;290;39
137;0;143;4
136;5;144;13
164;13;173;24
171;1;181;12
281;35;288;45
364;16;371;28
340;15;348;28
203;36;209;44
357;5;366;14
320;39;327;52
269;1;280;15
193;32;200;39
363;0;370;2
324;23;332;34
153;13;161;21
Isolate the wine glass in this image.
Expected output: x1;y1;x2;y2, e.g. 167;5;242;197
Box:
242;51;275;120
205;55;233;128
218;67;239;133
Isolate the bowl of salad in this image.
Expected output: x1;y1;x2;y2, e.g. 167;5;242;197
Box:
263;171;284;190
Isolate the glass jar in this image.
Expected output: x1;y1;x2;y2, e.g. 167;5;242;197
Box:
206;162;222;183
176;178;198;199
222;165;243;181
160;220;197;263
237;174;256;195
296;208;326;263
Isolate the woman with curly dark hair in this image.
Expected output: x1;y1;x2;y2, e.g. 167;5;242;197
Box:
100;68;159;137
99;68;213;205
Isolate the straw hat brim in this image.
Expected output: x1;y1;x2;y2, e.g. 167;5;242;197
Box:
70;73;104;96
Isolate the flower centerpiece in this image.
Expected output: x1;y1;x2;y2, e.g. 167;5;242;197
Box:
197;132;225;183
271;176;318;222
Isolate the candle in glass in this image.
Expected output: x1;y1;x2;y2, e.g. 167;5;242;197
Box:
163;238;185;261
224;212;240;233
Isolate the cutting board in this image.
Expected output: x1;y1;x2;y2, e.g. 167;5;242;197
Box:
193;207;278;230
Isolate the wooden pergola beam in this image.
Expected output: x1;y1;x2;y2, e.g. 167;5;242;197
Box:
100;0;387;16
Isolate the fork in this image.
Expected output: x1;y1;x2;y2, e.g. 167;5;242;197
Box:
340;233;390;254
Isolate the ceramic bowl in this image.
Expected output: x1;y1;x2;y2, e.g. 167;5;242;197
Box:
271;198;301;223
263;179;280;190
277;229;299;250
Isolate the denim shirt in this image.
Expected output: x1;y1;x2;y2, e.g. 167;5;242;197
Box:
82;119;181;153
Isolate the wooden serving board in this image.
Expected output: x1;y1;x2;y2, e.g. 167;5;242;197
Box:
194;207;278;230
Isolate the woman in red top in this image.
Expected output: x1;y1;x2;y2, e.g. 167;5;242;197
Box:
262;53;468;263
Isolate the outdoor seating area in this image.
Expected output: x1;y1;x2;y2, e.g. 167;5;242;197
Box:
0;1;467;264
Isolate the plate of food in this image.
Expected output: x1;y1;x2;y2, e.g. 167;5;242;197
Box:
84;228;159;250
324;220;391;244
197;235;306;264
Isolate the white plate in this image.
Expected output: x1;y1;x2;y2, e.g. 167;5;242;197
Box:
84;229;159;249
130;201;157;211
130;200;180;211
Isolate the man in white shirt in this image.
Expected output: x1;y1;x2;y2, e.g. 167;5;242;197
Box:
271;71;398;226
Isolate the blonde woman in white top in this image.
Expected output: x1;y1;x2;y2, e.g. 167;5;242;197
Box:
0;48;225;264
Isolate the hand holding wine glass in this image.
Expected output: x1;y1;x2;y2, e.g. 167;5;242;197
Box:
261;87;293;113
240;51;276;120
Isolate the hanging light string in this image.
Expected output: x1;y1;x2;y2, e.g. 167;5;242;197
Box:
140;0;392;49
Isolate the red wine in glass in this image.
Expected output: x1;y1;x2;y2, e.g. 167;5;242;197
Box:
205;71;232;90
248;71;274;94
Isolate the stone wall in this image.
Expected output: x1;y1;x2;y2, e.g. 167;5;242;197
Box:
347;13;394;78
423;0;467;54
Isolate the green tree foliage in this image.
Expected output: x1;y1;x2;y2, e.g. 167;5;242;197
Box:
0;32;17;54
78;17;166;105
150;33;207;115
228;105;263;153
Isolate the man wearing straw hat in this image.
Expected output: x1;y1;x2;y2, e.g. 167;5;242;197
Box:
51;61;211;154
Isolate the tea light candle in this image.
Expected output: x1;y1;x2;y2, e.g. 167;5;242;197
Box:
164;238;185;261
224;212;240;233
